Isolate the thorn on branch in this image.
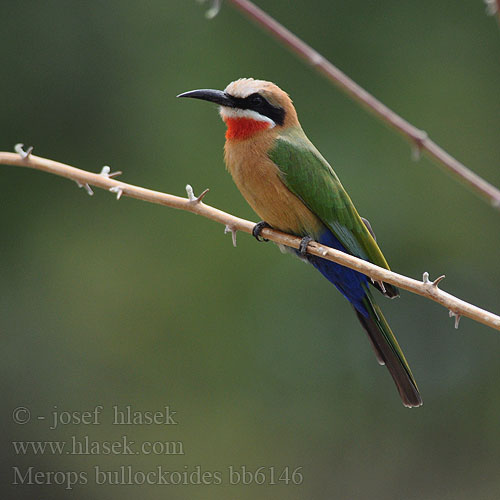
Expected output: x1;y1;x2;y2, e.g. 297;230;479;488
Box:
197;0;222;19
308;50;324;67
186;184;209;203
196;188;210;203
449;310;461;329
109;186;123;200
423;271;446;289
411;131;428;161
100;165;122;179
369;277;387;293
14;143;33;159
224;225;237;247
484;0;498;16
75;181;94;196
432;274;446;287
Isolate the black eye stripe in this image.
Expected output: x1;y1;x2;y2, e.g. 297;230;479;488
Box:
228;92;285;126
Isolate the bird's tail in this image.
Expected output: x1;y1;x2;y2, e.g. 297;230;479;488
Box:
354;293;422;408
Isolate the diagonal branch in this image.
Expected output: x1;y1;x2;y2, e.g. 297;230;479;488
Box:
1;150;499;332
223;0;500;209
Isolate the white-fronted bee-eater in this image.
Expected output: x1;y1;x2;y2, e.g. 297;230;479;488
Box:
178;78;422;408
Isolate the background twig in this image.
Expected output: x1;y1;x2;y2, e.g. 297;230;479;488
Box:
1;150;499;332
224;0;500;209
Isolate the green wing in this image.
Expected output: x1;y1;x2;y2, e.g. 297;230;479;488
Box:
269;126;397;295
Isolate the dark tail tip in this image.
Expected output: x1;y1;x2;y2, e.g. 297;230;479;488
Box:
354;308;422;408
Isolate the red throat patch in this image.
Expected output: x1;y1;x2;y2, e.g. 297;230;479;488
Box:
223;117;271;140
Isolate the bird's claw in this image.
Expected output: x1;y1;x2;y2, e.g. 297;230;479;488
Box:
299;236;313;257
252;221;271;242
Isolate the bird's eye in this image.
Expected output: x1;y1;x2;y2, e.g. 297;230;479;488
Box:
249;94;264;106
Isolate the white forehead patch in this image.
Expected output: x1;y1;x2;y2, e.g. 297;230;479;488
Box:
224;78;269;98
219;107;276;127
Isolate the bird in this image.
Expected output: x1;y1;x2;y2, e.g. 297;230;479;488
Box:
177;78;422;408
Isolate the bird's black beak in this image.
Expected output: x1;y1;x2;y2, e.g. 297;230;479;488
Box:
176;89;235;107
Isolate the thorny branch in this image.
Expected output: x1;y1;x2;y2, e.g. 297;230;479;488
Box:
1;149;499;332
199;0;500;209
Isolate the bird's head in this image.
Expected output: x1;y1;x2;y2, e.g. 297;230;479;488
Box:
177;78;298;140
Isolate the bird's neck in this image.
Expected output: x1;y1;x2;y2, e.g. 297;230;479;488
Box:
223;117;271;141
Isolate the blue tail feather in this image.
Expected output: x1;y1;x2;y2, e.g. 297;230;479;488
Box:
296;229;422;406
306;229;369;317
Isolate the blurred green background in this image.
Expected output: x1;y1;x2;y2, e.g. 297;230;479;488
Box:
2;1;500;498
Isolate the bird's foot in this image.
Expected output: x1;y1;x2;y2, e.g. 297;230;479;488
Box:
252;221;272;242
299;236;314;257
